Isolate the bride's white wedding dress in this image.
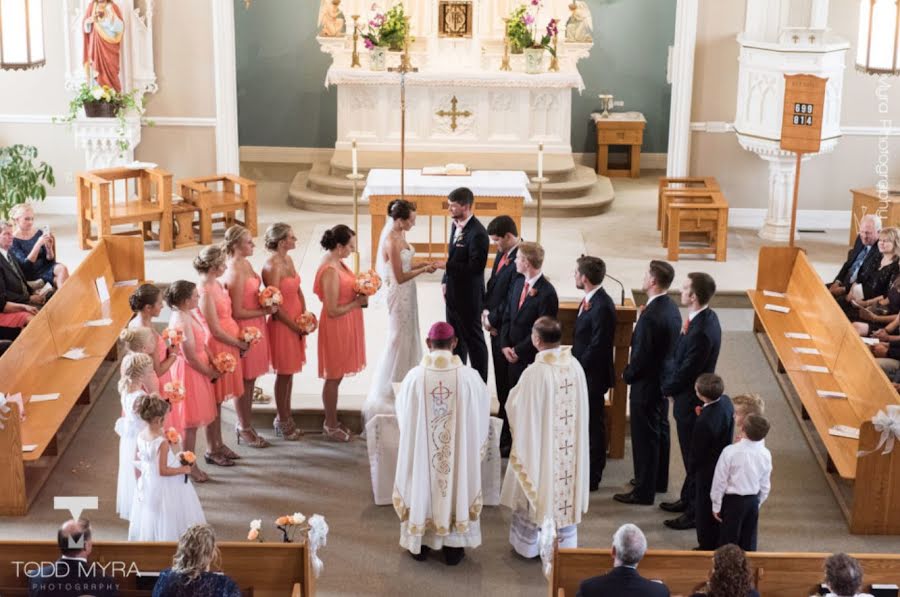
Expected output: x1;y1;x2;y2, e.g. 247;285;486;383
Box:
362;246;422;426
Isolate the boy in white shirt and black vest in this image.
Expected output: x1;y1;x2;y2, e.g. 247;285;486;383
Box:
711;414;772;552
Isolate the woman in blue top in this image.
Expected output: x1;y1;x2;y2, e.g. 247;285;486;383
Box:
9;203;69;289
152;524;241;597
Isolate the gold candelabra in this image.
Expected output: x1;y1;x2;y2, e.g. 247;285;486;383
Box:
351;15;362;68
548;31;560;72
500;18;512;72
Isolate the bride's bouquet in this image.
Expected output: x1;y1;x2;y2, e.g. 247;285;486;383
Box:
353;270;383;297
296;311;318;334
259;286;283;309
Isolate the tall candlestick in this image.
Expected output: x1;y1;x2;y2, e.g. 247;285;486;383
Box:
537;143;544;180
351;139;358;176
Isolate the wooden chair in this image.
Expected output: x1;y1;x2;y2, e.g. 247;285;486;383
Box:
177;174;258;245
664;190;729;261
658;176;720;232
76;167;173;252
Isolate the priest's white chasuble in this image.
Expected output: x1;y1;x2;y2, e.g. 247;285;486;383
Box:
393;350;491;554
500;347;590;553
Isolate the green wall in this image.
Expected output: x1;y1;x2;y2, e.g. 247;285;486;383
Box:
235;0;675;153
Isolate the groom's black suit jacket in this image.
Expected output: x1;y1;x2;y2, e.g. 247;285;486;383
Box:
442;217;490;317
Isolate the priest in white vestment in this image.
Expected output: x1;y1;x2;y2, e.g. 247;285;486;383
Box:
393;321;491;565
501;316;590;558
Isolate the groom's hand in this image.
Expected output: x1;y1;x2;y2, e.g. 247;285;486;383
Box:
434;261;447;270
502;347;519;363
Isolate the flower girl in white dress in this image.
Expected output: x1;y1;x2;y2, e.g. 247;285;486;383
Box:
116;352;156;521
128;394;206;541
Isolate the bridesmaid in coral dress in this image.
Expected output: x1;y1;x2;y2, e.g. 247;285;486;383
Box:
262;223;310;441
314;224;367;442
165;280;221;483
222;225;275;448
127;283;177;390
195;245;249;467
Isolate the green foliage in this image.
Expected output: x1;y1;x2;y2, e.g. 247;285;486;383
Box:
0;145;56;220
507;5;529;51
362;2;408;50
54;82;150;154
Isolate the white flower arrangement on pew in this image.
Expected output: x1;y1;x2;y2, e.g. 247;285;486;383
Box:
246;513;329;578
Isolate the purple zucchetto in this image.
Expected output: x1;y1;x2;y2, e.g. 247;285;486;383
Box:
427;322;455;341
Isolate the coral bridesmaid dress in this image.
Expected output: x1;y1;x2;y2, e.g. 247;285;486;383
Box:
201;281;244;403
237;275;271;380
313;262;365;379
155;334;172;387
169;313;216;431
267;275;306;375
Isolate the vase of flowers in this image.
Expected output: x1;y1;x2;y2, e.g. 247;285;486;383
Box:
524;47;545;74
370;46;387;71
362;2;408;69
506;1;558;72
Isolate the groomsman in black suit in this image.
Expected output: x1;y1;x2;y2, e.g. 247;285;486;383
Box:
483;216;522;449
500;241;558;453
660;272;721;531
571;256;616;491
438;187;490;381
615;260;682;506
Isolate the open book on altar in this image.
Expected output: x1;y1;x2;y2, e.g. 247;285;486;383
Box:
421;164;470;176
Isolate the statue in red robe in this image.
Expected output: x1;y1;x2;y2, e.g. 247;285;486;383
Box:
83;0;124;92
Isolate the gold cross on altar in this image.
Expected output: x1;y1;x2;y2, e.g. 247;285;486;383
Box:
435;96;473;132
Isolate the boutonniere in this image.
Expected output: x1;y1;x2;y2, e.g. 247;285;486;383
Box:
694;405;703;417
528;288;538;297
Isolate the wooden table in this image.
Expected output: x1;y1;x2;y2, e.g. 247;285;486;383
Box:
592;112;646;178
558;298;638;460
664;190;729;262
849;187;900;246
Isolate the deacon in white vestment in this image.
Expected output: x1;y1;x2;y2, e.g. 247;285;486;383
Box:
393;322;491;565
500;316;590;558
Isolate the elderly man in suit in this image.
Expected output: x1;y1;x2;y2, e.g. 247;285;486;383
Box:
0;221;41;340
576;524;669;597
615;260;682;506
830;213;882;300
572;255;616;491
28;518;119;597
660;272;722;531
483;215;522;451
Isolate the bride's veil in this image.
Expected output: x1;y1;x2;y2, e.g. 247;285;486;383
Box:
371;209;394;306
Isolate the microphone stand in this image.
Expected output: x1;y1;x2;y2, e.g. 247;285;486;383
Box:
605;274;626;306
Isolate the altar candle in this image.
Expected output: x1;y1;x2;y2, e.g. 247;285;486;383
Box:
352;139;358;176
537;143;544;179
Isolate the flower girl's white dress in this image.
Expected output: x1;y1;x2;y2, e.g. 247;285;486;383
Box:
127;435;205;541
115;390;145;521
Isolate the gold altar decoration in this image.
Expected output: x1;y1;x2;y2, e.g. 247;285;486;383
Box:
351;14;361;68
435;96;472;132
548;30;560;72
438;1;473;38
500;17;512;71
388;16;417;199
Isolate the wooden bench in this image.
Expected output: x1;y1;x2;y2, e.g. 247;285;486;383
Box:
177;174;258;245
748;246;900;534
0;236;144;515
664;190;729;262
550;546;900;597
657;176;719;232
76;166;174;252
0;540;314;596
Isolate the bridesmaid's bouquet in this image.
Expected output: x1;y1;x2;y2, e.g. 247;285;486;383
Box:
162;380;185;404
353;270;382;296
178;451;196;483
213;352;237;374
165;427;181;445
296;312;318;334
259;286;283;309
162;326;184;347
241;326;263;345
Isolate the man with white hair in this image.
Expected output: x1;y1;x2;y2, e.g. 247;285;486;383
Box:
576;523;669;597
830;214;882;299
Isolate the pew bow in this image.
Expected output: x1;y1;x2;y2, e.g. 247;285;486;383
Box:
857;406;900;457
539;517;557;580
307;514;329;578
0;394;9;430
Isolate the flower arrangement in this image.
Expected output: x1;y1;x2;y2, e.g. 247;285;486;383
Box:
178;451;195;483
162;380;185;404
259;286;283;309
241;326;263;345
362;2;408;51
162;326;184;348
506;1;557;56
296;312;319;335
247;519;263;542
165;427;181;445
213;352;237;374
55;82;150;153
244;514;330;577
353;270;383;296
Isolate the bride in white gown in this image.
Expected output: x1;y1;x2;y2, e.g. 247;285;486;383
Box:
362;200;436;426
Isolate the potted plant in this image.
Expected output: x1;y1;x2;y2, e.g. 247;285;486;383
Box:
55;82;148;153
506;1;558;73
363;1;408;62
0;145;55;220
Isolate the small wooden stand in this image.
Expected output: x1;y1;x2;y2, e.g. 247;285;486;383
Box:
593;112;646;178
171;202;199;249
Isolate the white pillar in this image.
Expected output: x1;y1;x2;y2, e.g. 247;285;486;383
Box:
666;0;699;177
212;0;241;175
759;154;799;242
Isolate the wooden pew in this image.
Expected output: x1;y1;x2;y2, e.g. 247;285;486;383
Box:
551;546;900;597
748;246;900;534
0;236;145;515
0;540;314;597
559;298;638;459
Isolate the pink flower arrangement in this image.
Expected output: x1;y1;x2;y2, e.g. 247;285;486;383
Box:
241;326;263;345
163;380;185;404
258;286;283;309
162;326;184;347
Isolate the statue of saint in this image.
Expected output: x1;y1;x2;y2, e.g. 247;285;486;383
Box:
83;0;125;92
565;1;593;44
318;0;347;37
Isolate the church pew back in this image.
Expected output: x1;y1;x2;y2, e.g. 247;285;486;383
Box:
551;547;900;597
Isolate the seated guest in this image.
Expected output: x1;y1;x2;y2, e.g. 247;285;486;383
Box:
28;518;119;597
854;281;900;337
842;227;900;313
731;394;764;443
0;220;41;338
152;524;241;597
829;215;881;301
576;523;669;597
688;544;759;597
9;203;69;289
818;553;874;597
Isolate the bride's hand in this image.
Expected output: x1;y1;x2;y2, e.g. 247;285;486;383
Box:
426;263;438;274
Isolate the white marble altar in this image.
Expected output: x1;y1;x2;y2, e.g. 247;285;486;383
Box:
361;169;533;202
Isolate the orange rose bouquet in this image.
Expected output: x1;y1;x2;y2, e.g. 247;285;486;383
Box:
353;270;382;296
213;352;237;374
241;326;263;345
296;311;318;335
162;380;185;404
162;326;184;347
165;427;181;445
259;286;283;309
178;450;196;483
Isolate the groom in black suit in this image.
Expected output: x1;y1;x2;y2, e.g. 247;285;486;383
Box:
439;187;490;381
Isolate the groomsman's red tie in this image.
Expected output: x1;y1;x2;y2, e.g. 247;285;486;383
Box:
518;282;531;309
579;296;589;315
497;251;509;270
682;317;690;335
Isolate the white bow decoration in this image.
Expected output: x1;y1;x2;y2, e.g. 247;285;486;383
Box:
307;514;329;578
857;405;900;457
539;517;557;580
0;394;9;431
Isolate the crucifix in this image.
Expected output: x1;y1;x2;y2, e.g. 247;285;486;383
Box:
435;96;472;132
388;16;417;200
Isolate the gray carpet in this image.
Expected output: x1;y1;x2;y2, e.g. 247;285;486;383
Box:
3;309;900;597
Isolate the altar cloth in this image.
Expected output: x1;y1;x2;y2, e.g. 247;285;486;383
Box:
325;67;585;92
362;169;533;203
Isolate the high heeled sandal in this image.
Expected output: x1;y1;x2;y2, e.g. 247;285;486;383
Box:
251;387;272;404
235;425;270;448
204;451;235;467
274;418;303;441
322;423;351;442
218;444;241;460
190;467;209;483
